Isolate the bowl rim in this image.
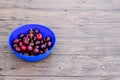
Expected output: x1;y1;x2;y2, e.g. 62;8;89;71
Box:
8;23;56;57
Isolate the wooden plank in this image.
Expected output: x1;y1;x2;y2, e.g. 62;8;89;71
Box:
0;0;120;10
0;10;120;38
1;76;120;80
0;54;120;76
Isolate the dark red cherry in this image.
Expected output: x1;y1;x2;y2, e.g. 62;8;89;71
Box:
29;52;34;56
35;40;40;45
19;38;22;41
19;33;25;39
35;45;40;49
47;41;52;47
23;53;29;56
18;42;23;47
29;42;34;46
33;36;37;41
13;39;19;44
34;28;39;34
40;40;44;44
40;50;43;54
33;48;39;54
46;36;51;42
13;44;18;48
43;48;49;53
14;46;21;52
40;44;46;49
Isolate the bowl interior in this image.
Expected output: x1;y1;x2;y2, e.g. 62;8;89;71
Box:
9;24;56;57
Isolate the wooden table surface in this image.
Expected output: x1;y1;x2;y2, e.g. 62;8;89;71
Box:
0;0;120;80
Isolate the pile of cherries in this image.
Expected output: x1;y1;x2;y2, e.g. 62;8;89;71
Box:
12;28;52;56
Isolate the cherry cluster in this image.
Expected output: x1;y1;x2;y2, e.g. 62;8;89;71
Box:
12;28;52;56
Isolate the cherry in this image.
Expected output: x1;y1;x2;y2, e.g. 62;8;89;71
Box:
23;40;29;45
35;40;40;45
19;33;25;39
21;45;27;52
43;48;48;53
40;40;44;44
47;41;52;47
29;52;34;56
46;36;51;42
35;45;40;49
18;42;23;47
19;38;22;41
40;44;46;49
13;39;19;44
23;53;29;56
34;28;39;34
40;50;43;54
14;46;21;52
29;42;34;46
33;48;39;54
36;33;42;40
33;36;37;41
23;37;29;45
12;28;52;56
27;46;33;51
13;44;18;48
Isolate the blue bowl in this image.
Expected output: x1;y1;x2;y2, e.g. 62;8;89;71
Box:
8;24;56;62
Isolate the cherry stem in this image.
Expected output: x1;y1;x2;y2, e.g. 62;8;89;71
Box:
30;28;33;41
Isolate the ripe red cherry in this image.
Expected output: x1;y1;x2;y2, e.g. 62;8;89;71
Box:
21;45;27;52
36;33;42;40
14;46;21;52
33;48;39;54
13;39;19;44
43;48;48;53
18;42;23;47
27;46;33;51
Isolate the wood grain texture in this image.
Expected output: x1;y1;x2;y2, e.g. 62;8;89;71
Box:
1;76;120;80
0;54;120;76
0;0;120;80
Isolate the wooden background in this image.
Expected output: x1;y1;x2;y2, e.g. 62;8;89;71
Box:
0;0;120;80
